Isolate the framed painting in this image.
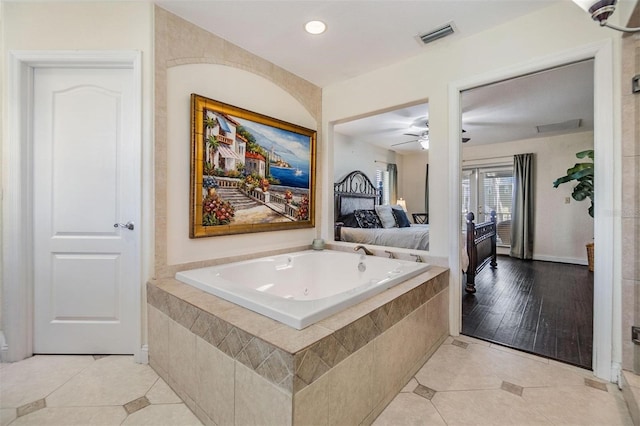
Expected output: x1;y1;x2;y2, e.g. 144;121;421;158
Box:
189;93;316;238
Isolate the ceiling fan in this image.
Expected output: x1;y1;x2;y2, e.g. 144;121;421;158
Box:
391;119;470;149
462;129;471;143
390;118;431;149
391;130;430;150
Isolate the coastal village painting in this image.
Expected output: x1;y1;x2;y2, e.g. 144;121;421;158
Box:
190;94;316;238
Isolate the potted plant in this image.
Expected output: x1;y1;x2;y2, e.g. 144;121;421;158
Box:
553;149;594;270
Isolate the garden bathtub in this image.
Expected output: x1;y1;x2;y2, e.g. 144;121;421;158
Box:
175;249;430;329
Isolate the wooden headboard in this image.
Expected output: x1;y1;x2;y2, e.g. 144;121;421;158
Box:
334;170;380;221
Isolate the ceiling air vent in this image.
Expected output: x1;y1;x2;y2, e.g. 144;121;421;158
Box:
417;22;455;45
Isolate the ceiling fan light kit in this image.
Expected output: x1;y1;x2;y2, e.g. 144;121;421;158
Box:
392;129;430;149
572;0;640;33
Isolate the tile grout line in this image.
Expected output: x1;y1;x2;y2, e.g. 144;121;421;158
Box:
15;355;103;419
427;390;450;426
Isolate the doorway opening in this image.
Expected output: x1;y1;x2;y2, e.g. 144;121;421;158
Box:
457;59;597;370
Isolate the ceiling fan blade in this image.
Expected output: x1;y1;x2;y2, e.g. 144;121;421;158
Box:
410;117;429;129
391;139;418;146
403;133;420;137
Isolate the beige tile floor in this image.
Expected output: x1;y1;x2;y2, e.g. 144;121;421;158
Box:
0;335;633;425
0;354;201;426
374;335;633;426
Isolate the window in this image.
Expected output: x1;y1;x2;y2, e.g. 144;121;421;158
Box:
375;169;390;205
462;165;514;246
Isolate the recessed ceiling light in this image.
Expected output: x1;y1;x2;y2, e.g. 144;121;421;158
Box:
305;20;326;35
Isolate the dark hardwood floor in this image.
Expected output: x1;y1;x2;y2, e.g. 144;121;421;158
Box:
461;255;593;369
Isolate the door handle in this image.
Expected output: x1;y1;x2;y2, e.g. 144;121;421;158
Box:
114;221;134;230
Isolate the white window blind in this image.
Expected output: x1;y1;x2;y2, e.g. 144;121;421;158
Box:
462;165;513;246
480;168;513;224
375;169;390;205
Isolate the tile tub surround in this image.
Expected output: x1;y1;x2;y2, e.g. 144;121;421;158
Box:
147;266;449;425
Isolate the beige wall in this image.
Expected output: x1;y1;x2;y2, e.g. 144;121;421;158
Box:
463;132;595;264
1;1;155;354
154;7;322;277
323;1;619;260
322;1;626;373
398;151;430;216
333;133;398;186
165;65;317;265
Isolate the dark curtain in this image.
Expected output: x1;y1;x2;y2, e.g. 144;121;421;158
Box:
387;163;398;204
510;153;535;259
424;164;429;214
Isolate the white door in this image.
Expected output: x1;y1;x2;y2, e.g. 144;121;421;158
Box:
33;66;139;354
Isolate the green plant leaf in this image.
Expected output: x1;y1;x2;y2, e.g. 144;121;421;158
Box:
553;149;594;217
576;149;594;160
553;175;573;187
565;162;593;175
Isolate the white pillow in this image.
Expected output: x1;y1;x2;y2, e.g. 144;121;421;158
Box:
375;205;397;228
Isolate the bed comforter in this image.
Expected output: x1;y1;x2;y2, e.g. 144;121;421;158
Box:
339;224;429;251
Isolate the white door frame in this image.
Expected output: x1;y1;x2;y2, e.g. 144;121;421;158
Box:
448;40;616;381
2;50;143;362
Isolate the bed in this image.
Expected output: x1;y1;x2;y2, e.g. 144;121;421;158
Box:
334;170;430;251
334;170;497;290
464;211;498;294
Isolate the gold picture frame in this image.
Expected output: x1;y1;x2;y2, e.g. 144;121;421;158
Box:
189;94;316;238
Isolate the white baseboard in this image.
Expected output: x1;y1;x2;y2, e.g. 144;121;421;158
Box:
532;254;588;266
135;344;149;364
612;362;622;386
497;251;588;266
496;246;510;255
0;331;8;362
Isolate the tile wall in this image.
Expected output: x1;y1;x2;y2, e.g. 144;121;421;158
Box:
620;11;640;372
147;268;449;425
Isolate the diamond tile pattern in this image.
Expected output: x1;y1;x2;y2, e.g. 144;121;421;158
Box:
2;340;633;426
413;384;437;400
451;339;469;349
0;355;201;426
148;269;449;393
585;377;609;392
501;381;524;397
16;398;46;418
124;396;150;415
148;283;295;392
376;337;634;425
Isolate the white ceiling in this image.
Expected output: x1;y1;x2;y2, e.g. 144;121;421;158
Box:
335;59;594;152
157;0;562;88
156;1;595;152
460;60;594;146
